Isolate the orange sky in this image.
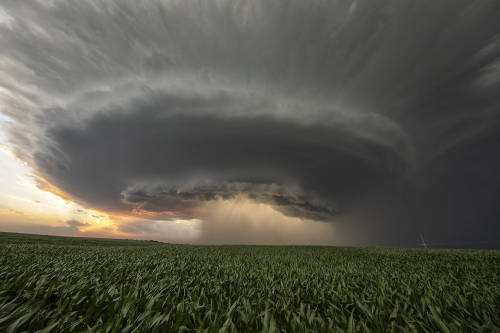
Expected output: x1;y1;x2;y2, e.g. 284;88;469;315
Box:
0;143;202;242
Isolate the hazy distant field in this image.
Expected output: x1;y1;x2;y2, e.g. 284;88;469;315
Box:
0;233;498;332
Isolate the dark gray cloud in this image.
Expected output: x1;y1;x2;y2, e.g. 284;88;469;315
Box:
121;182;339;221
34;93;406;221
1;0;500;247
65;219;90;229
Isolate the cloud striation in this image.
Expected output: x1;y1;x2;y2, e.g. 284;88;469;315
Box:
1;0;500;247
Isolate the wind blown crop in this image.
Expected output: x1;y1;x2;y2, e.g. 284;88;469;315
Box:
0;233;499;332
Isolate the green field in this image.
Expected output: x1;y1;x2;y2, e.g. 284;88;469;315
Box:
0;232;498;332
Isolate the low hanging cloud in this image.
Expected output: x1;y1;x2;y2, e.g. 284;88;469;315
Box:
65;219;90;230
1;0;500;246
121;181;339;222
0;216;105;238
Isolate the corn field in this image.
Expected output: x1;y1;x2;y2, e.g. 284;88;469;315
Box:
0;233;499;332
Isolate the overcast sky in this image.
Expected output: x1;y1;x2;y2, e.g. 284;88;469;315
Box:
1;0;499;248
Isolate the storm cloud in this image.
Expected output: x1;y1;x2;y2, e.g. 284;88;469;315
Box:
35;92;406;221
1;0;500;247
